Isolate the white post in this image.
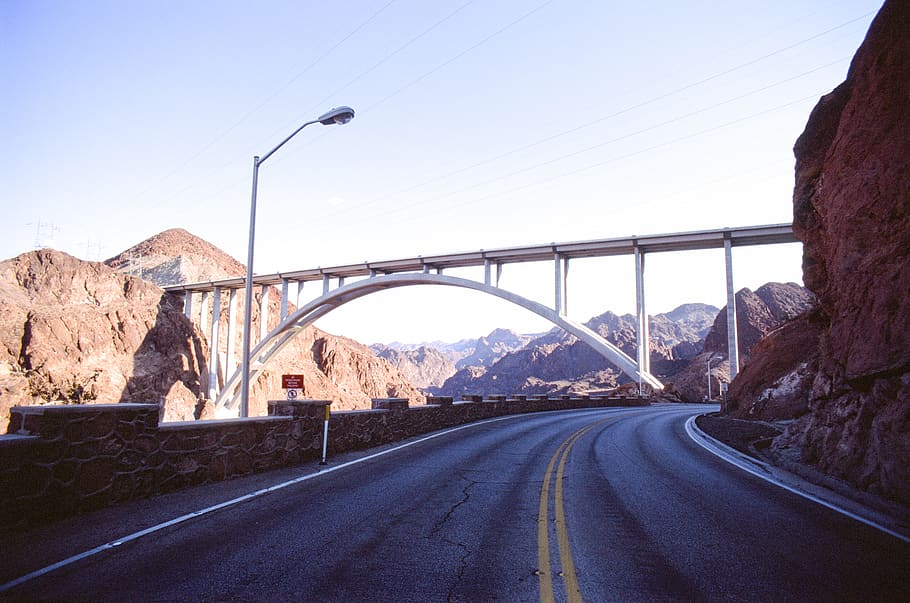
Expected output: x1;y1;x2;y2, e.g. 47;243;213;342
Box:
320;403;331;465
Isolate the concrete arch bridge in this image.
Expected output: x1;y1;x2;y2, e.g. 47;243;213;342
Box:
164;223;797;417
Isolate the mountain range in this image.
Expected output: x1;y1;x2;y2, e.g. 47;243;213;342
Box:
1;223;821;431
372;285;814;402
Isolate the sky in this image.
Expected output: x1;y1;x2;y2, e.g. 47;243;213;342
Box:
2;1;884;345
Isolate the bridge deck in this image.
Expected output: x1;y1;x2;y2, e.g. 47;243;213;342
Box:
164;223;797;292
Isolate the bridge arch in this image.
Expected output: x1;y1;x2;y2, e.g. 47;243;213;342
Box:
213;273;663;417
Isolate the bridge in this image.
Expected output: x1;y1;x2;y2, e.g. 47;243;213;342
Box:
164;223;798;417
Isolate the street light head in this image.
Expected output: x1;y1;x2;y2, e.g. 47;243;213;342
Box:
318;106;355;126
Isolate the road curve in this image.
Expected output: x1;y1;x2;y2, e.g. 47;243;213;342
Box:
3;404;908;602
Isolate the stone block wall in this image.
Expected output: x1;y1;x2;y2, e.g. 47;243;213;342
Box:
1;395;647;528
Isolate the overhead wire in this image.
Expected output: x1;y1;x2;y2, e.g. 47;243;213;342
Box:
309;10;875;223
394;92;824;228
147;5;874;234
305;53;853;228
122;0;398;206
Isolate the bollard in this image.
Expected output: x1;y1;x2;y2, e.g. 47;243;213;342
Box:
320;403;331;465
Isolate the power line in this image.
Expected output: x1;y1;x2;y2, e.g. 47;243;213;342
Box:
313;10;873;221
123;1;398;207
310;56;850;226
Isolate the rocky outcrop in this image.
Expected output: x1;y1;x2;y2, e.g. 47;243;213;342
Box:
1;231;425;426
105;228;246;287
455;328;536;369
433;304;717;399
703;283;817;358
726;310;823;420
372;345;456;389
761;0;910;505
0;249;208;425
668;283;816;403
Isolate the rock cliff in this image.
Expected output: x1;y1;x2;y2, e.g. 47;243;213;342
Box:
672;283;817;403
0;230;424;426
731;0;910;505
0;249;207;425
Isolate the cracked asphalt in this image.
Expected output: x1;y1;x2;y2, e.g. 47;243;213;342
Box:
3;405;909;602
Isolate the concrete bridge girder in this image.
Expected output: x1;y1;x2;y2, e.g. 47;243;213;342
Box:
212;273;663;417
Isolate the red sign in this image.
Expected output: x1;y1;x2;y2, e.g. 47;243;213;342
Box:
282;374;304;389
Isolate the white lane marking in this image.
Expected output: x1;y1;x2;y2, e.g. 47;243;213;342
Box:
1;407;629;593
685;415;910;545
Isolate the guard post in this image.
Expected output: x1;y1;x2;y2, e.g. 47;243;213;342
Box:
320;402;331;465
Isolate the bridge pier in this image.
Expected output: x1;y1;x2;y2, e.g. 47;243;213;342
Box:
634;245;650;393
554;253;568;316
207;287;222;400
258;284;270;344
724;236;741;379
226;288;239;383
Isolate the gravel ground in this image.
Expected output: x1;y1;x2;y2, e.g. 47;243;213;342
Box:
694;412;784;457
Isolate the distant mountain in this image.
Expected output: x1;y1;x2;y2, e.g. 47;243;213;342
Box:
371;345;456;389
373;328;538;387
428;303;720;399
105;228;245;287
454;328;537;369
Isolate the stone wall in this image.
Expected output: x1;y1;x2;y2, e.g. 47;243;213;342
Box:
1;395;646;528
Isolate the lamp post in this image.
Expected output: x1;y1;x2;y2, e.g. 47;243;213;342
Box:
706;354;721;402
239;106;355;417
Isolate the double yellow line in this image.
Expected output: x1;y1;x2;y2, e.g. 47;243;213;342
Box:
537;420;607;603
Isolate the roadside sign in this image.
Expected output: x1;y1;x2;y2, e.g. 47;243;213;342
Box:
282;374;304;400
282;374;304;389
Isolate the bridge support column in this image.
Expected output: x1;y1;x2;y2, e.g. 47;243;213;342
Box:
724;236;740;380
484;259;492;286
259;285;270;344
634;245;650;390
226;288;238;380
296;281;305;309
280;278;290;320
183;291;193;319
554;253;568;316
208;287;222;400
199;291;210;337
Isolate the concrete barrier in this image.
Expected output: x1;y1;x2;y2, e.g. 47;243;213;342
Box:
1;395;648;528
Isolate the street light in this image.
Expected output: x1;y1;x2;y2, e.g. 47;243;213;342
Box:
706;354;722;402
239;106;355;417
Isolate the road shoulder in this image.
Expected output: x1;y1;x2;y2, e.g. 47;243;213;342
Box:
689;413;910;544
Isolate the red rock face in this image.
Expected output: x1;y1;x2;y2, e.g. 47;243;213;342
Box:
775;0;910;505
0;249;208;425
0;233;426;427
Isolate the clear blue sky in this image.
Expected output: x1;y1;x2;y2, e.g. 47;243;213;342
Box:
2;1;883;344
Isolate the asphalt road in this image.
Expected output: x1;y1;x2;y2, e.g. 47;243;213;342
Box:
3;404;909;602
